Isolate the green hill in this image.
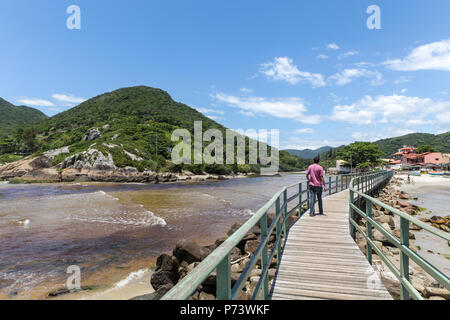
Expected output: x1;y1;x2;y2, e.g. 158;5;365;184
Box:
284;146;333;159
374;132;450;155
317;132;450;170
0;86;309;173
0;98;47;136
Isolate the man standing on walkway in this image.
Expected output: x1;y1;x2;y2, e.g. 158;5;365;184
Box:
306;156;327;216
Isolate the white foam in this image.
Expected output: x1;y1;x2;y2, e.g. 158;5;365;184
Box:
114;269;148;288
96;190;119;201
145;210;167;226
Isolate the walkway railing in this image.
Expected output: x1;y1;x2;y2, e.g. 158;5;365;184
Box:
162;172;362;300
349;172;450;300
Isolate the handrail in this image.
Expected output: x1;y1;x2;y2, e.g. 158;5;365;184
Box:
348;172;450;300
162;172;364;300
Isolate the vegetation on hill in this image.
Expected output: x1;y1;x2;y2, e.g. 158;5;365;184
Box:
284;146;332;159
0;86;309;173
0;98;47;136
374;132;450;155
417;145;438;154
316;132;450;170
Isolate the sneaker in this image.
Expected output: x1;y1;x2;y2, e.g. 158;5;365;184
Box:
310;213;315;217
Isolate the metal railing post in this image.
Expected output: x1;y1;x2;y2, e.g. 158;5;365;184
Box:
400;217;410;300
349;189;356;240
306;184;310;211
216;254;231;300
366;201;373;264
276;198;282;267
298;183;302;216
260;211;269;299
282;189;287;243
336;176;339;193
329;176;332;195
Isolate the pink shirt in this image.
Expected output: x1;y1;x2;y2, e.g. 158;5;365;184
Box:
307;164;324;187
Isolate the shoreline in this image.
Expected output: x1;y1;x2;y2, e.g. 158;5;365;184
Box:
355;174;449;300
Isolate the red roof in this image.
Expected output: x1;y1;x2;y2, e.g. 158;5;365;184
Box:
391;160;401;164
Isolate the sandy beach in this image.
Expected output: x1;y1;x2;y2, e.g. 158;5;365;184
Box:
393;174;450;275
49;269;155;300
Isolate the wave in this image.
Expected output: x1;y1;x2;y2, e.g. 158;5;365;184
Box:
96;190;119;201
114;269;148;288
67;209;166;227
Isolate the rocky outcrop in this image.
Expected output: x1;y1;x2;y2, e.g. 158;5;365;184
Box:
83;128;101;141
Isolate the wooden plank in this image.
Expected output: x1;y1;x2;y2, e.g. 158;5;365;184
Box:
271;189;392;300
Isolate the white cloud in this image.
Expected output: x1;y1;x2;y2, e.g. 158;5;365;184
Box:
331;94;450;127
329;68;383;86
212;93;321;124
355;62;376;67
393;76;411;84
293;128;315;134
239;87;253;94
327;43;340;50
384;39;450;71
338;51;359;60
316;54;328;60
195;107;224;115
16;98;55;107
259;57;326;87
351;129;415;142
207;115;224;121
52;94;86;105
400;88;407;94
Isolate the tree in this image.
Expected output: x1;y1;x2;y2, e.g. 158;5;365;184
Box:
417;145;437;154
337;142;383;168
21;127;39;154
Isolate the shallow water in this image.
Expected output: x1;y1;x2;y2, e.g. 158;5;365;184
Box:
0;173;307;299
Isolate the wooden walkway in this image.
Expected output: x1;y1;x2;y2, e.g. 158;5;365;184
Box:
271;190;392;300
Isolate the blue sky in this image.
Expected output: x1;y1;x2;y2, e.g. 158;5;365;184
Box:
1;0;450;150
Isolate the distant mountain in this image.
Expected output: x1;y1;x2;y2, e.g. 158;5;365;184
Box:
0;98;47;136
374;132;450;155
284;146;333;159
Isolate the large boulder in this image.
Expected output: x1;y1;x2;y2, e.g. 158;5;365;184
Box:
374;215;396;229
173;239;211;265
424;287;450;299
379;270;400;299
150;270;179;291
244;240;260;254
155;254;179;273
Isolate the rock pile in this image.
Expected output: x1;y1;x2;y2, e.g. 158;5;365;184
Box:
354;176;449;300
132;211;300;300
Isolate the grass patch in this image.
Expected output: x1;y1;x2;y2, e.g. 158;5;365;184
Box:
8;178;59;184
0;154;23;164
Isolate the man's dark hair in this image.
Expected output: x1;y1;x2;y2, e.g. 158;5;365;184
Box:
314;155;320;164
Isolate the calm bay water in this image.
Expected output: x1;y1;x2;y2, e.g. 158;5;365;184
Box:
0;174;307;299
